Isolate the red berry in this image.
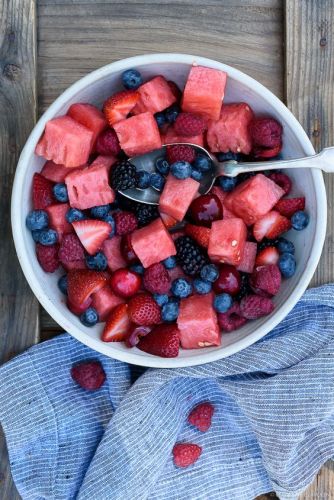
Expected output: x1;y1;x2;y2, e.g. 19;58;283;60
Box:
172;443;202;468
253;143;282;159
143;262;171;294
96;128;121;156
184;224;211;248
114;211;138;236
213;265;241;296
255;247;279;267
166;144;196;164
32;173;54;210
71;360;106;390
189;194;223;227
110;268;141;298
67;296;92;316
120;234;138;264
174;112;206;137
253;211;291;241
137;323;180;358
188;402;214;432
217;302;247;332
67;270;108;306
250;264;281;297
269;173;292;195
128;293;161;326
240;294;275;320
58;233;85;264
101;303;131;342
36;243;60;273
249;117;283;148
274;197;305;217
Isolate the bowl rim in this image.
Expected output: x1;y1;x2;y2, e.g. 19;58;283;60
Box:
11;53;327;368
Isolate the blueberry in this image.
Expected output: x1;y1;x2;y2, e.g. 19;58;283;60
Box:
165;104;180;123
103;214;115;237
278;252;296;278
129;263;144;275
153;293;169;306
53;183;69;203
136;170;151;189
26;210;49;231
58;274;68;295
200;264;219;282
171;278;193;298
80;307;99;327
193;155;213;173
163;256;177;269
86;252;108;271
90;204;111;219
216;151;242;162
155;112;166;128
291;211;309;231
171;161;192;180
213;293;233;313
193;278;212;295
32;230;42;242
66;208;85;223
38;229;58;246
162;300;179;322
150;172;165;191
191;168;203;182
155;157;170;176
121;68;143;90
218;176;237;192
277;237;295;255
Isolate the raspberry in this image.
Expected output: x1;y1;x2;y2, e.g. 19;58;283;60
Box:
274;197;305;217
172;443;202;468
250;264;281;297
217;303;247;332
36;243;60;273
143;262;171;294
187;402;214;432
58;234;85;264
96;128;121;156
71;360;106;390
166;145;196;164
128;292;161;325
174;112;206;137
249;117;283;148
269;172;292;195
240;294;275;320
114;211;138;235
137;323;180;357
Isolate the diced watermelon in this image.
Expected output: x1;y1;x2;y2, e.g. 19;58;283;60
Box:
161;124;204;147
207;103;254;154
210;186;237;220
114;112;162;157
159;175;200;221
132;76;177;115
67;103;107;146
65;164;115;210
131;218;176;268
177;293;220;349
237;241;257;273
46;203;73;240
41;161;83;183
91;285;125;321
182;65;227;121
35;116;94;168
89;155;117;174
208;218;247;266
224;174;285;225
103;236;126;272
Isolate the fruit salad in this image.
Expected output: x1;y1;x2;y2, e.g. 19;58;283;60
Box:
27;65;310;358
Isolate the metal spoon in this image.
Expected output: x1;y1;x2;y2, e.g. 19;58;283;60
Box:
119;143;334;206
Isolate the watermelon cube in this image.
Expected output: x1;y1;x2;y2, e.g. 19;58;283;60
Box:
46;203;73;240
161;124;204;147
237;241;257;273
224;174;285;225
114;112;162;157
89;154;117;174
41;161;83;183
207;103;254;154
132;76;177;115
35;116;94;168
65;164;115;210
159;175;200;221
177;293;220;349
91;285;125;321
208;218;247;266
131;218;176;268
67;103;107;146
103;236;126;272
182;65;227;121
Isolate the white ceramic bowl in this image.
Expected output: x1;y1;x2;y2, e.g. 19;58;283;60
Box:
12;53;327;368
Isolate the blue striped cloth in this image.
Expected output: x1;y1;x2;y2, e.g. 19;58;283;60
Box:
0;285;333;500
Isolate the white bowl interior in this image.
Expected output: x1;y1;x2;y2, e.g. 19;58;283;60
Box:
12;54;327;367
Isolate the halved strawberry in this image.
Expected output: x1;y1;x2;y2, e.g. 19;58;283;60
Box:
160;211;178;229
137;323;180;357
32;173;54;209
101;303;131;342
255;247;279;266
184;224;211;248
72;219;110;255
274;197;305;218
103;90;139;126
253;211;291;241
67;270;108;306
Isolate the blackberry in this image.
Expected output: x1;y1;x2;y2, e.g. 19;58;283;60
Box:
175;236;208;276
111;160;138;190
135;203;159;227
257;238;279;252
235;274;252;301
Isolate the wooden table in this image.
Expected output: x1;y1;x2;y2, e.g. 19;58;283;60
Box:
0;1;333;498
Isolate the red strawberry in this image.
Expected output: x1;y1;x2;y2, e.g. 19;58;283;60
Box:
143;263;171;294
274;197;305;217
184;224;211;249
114;211;138;236
36;243;59;272
71;360;106;390
172;443;202;468
250;264;281;297
269;172;292;195
240;294;275;319
188;402;214;432
103;90;139;126
167;80;182;101
174;113;207;137
137;323;180;357
67;270;108;306
67;296;92;315
160;211;178;229
128;293;161;326
255;247;279;267
101;303;131;342
32;173;54;209
58;233;85;264
253;143;282;159
166;144;196;164
72;219;110;255
217;303;247;332
110;268;142;298
253;211;291;241
249;117;282;148
96;128;121;156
